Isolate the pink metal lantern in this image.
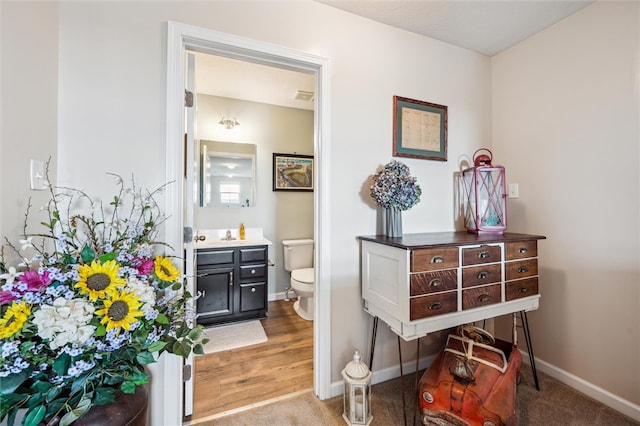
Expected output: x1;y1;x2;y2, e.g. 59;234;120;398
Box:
462;149;507;234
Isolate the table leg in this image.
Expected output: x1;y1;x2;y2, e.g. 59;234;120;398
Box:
369;316;379;370
520;311;540;391
398;336;408;426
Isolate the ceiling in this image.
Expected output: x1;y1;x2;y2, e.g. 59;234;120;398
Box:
195;1;594;110
315;0;594;56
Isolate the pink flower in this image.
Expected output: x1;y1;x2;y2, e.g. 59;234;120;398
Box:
18;270;52;292
136;259;154;276
0;291;17;305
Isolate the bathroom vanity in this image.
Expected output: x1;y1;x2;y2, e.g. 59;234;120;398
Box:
193;229;271;326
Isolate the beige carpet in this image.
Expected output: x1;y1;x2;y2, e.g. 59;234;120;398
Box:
195;367;639;425
201;321;267;354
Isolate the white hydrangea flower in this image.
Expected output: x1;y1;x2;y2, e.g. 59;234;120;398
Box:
32;297;96;350
125;276;156;308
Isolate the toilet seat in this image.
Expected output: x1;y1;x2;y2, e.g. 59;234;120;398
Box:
291;267;314;284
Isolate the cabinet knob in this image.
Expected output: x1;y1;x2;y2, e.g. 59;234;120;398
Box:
430;255;444;264
429;301;442;311
477;294;491;303
251;287;256;293
429;278;442;289
251;269;256;274
518;266;529;273
478;250;490;259
518;287;529;294
477;271;489;280
519;247;528;254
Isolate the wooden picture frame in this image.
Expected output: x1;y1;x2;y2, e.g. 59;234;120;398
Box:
273;153;314;191
393;96;448;161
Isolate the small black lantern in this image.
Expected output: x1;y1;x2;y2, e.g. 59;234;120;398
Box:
461;149;507;234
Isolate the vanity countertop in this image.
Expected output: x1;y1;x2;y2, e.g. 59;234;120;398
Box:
192;228;272;249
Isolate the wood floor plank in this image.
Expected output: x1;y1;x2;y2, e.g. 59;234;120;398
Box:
191;300;313;420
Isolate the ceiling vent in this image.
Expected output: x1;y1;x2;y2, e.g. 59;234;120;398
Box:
294;90;315;102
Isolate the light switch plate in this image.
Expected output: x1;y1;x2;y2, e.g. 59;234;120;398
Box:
30;159;47;190
508;183;519;199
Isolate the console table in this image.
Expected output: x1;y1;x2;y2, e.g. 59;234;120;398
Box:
357;231;546;417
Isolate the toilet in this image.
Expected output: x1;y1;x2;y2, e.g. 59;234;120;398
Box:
282;239;314;321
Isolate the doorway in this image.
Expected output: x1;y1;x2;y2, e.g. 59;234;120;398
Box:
164;21;332;424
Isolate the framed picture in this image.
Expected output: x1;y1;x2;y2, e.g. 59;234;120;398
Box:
393;96;448;161
273;153;314;191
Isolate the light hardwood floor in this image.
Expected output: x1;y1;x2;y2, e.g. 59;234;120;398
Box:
190;299;313;421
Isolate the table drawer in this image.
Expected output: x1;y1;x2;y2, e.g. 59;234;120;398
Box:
410;291;457;320
462;284;501;310
462;245;502;266
506;277;539;301
505;241;537;260
197;249;234;267
410;270;457;296
462;263;502;288
505;259;538;280
411;247;459;272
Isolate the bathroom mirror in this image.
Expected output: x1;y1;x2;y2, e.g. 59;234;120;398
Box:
199;140;256;208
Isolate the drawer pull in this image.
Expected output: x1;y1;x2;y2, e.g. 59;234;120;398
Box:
518;287;529;294
518;266;529;273
477;271;489;280
251;287;256;293
251;268;256;274
477;294;491;303
429;301;442;311
429;278;442;289
430;255;444;264
478;251;490;259
230;271;233;286
519;247;528;254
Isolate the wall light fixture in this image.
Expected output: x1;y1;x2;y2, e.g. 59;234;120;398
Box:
219;116;240;130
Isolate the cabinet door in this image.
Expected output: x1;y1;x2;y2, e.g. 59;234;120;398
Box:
196;266;234;320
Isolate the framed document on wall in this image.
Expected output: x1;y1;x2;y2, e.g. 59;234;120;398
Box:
393;96;448;161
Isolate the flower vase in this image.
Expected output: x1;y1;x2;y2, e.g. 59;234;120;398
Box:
385;208;403;237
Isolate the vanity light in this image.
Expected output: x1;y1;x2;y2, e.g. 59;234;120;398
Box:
219;116;240;130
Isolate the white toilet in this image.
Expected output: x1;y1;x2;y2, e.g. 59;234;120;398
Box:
282;239;314;321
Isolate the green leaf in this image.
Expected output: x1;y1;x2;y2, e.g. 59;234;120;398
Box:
46;385;61;402
80;244;96;263
31;380;52;394
155;314;169;325
0;369;30;395
187;327;202;341
98;252;116;262
93;387;116;405
95;324;106;337
193;343;205;355
135;351;155;365
60;396;91;426
23;405;46;426
53;353;71;376
147;340;167;352
121;381;136;394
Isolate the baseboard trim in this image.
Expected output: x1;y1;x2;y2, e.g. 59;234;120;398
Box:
519;350;640;422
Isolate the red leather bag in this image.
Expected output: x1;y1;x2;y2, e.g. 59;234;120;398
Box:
418;326;521;426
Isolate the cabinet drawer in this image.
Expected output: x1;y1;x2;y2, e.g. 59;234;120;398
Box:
411;247;459;272
506;278;538;301
239;263;267;280
240;282;266;312
410;291;457;320
505;259;538;280
462;263;502;288
197;249;234;267
462;245;501;266
505;241;537;260
462;284;501;310
240;247;267;263
410;270;457;296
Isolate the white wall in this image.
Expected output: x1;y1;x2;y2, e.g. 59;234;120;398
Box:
2;0;491;423
492;1;639;406
195;94;314;296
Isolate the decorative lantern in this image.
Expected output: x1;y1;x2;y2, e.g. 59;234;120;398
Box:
342;350;373;425
461;148;507;234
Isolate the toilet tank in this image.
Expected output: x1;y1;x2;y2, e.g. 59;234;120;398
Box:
282;239;314;271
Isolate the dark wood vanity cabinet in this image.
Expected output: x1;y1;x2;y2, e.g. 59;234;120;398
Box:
196;245;268;326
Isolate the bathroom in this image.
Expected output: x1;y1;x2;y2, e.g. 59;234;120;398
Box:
190;52;316;418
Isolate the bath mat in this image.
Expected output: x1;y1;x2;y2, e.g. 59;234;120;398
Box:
201;321;267;354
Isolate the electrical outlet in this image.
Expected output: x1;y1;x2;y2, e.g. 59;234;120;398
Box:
30;159;47;190
508;183;519;199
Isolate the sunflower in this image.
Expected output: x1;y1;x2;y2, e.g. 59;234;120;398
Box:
75;260;127;301
0;302;31;339
154;256;180;282
94;291;144;332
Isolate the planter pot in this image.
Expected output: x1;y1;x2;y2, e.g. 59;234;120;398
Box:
384;208;403;238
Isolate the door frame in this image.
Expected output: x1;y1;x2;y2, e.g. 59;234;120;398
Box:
164;21;332;424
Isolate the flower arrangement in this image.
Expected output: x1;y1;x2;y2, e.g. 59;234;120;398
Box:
0;173;206;426
370;160;422;211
